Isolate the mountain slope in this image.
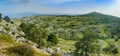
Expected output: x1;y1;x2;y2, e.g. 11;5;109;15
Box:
21;12;120;40
1;12;120;56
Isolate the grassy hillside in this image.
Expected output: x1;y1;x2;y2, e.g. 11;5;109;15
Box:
1;12;120;56
20;12;120;56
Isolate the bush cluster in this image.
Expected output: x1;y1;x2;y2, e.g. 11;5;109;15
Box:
7;44;36;56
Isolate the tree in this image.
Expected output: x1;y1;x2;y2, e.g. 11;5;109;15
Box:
74;30;98;56
28;27;48;48
3;16;10;22
19;23;36;34
0;13;2;21
19;23;48;48
47;33;58;46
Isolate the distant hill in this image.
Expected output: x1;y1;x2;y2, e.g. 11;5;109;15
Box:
80;12;120;19
79;12;120;23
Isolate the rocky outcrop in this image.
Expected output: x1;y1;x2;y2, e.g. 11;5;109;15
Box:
0;20;26;42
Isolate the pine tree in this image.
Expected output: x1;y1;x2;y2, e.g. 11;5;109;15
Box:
3;16;10;22
0;13;2;22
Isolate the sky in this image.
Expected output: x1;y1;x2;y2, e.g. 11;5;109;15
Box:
0;0;120;18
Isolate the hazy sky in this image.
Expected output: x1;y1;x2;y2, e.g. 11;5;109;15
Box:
0;0;120;18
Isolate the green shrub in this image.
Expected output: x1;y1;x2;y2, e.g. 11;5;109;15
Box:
0;34;15;44
103;44;119;54
47;34;58;46
4;27;11;31
7;44;36;56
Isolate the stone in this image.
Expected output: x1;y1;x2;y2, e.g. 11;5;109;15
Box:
46;47;53;53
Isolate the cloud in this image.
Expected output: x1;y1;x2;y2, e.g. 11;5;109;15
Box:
94;0;120;17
